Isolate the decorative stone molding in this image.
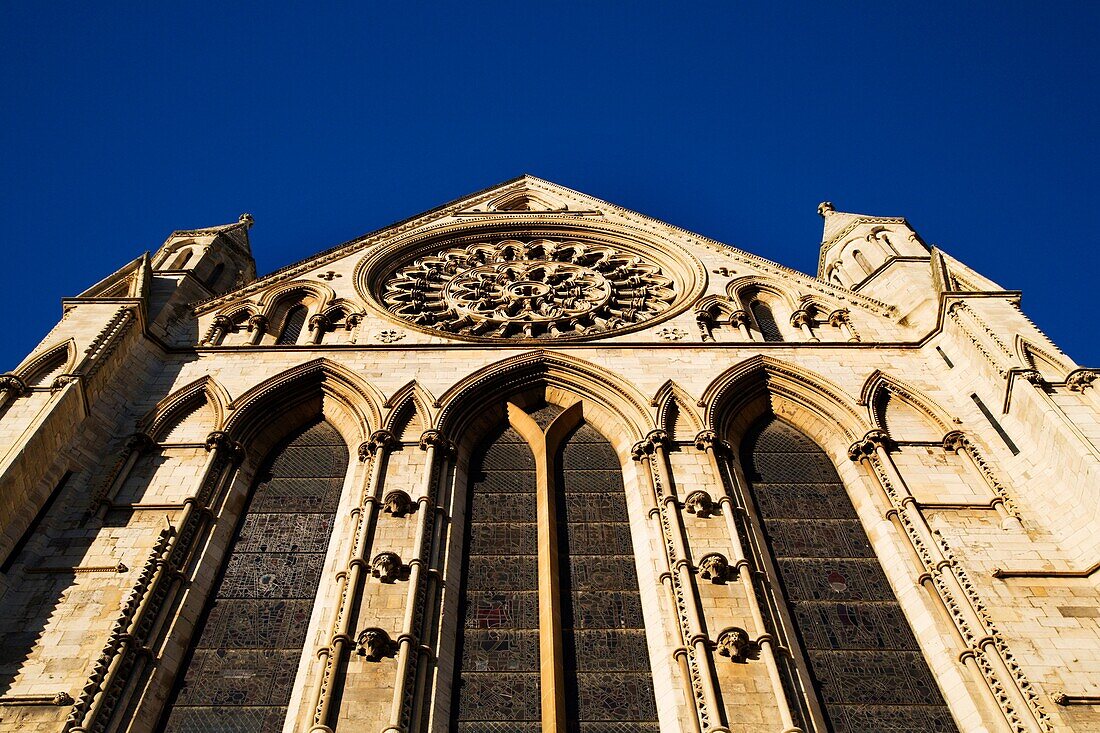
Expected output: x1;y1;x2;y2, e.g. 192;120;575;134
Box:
684;490;717;518
358;429;398;461
205;431;244;462
376;329;405;343
238;212;254;227
817;201;835;217
657;327;688;341
370;552;404;583
356;628;398;662
697;553;730;583
382;490;415;518
419;429;453;455
847;429;891;461
308;314;330;331
28;562;127;574
373;238;682;341
715;627;759;663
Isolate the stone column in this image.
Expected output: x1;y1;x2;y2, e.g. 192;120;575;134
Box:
92;432;155;514
695;430;804;733
201;315;233;346
828;309;859;342
310;429;397;733
631;437;704;733
308;314;330;345
730;310;752;341
246;314;268;346
790;310;817;342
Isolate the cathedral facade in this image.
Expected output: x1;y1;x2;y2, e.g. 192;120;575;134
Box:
0;176;1098;733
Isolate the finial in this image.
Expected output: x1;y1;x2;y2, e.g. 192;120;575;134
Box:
238;213;254;227
817;201;835;218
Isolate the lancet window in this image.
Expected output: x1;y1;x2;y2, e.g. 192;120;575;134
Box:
740;417;957;732
159;420;348;733
750;300;784;342
276;304;308;345
451;403;658;731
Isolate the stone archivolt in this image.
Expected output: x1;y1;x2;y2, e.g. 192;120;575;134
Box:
376;238;680;340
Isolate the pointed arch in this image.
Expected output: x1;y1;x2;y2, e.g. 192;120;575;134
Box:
1015;336;1072;381
693;294;738;322
223;358;384;449
383;380;436;442
859;370;954;439
435;351;651;449
16;339;77;387
725;275;800;312
141;376;231;442
258;279;335;313
651;380;703;441
701;355;869;448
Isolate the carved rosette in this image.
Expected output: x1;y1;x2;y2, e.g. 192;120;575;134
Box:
375;238;682;341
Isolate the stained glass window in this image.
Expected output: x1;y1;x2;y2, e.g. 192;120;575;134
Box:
451;411;658;732
557;423;659;733
160;420;348;733
742;417;957;733
452;425;541;730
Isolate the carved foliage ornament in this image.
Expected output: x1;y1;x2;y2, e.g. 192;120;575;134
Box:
378;238;679;340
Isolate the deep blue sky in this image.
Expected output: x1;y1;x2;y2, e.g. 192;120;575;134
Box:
3;4;1097;369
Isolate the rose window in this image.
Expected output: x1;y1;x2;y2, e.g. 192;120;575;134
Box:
379;239;678;340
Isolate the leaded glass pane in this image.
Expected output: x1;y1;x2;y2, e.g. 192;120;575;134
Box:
454;426;540;727
751;301;784;342
161;420;348;733
557;423;658;731
742;418;957;732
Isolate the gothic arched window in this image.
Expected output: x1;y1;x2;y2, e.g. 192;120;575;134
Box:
160;420;348;732
451;404;658;731
750;300;784;342
740;417;957;732
853;249;873;276
276;305;308;345
205;262;226;289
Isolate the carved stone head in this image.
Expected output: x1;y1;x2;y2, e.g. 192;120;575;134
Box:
370;552;403;583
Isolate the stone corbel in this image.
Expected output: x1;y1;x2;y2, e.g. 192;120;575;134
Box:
50;374;81;393
370;552;404;583
382;490;415;518
205;431;244;464
0;373;27;408
356;627;398;662
1066;369;1099;393
683;489;717;519
697;553;730;583
715;627;759;663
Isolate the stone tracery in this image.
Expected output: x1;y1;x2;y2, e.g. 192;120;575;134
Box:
379;238;679;340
